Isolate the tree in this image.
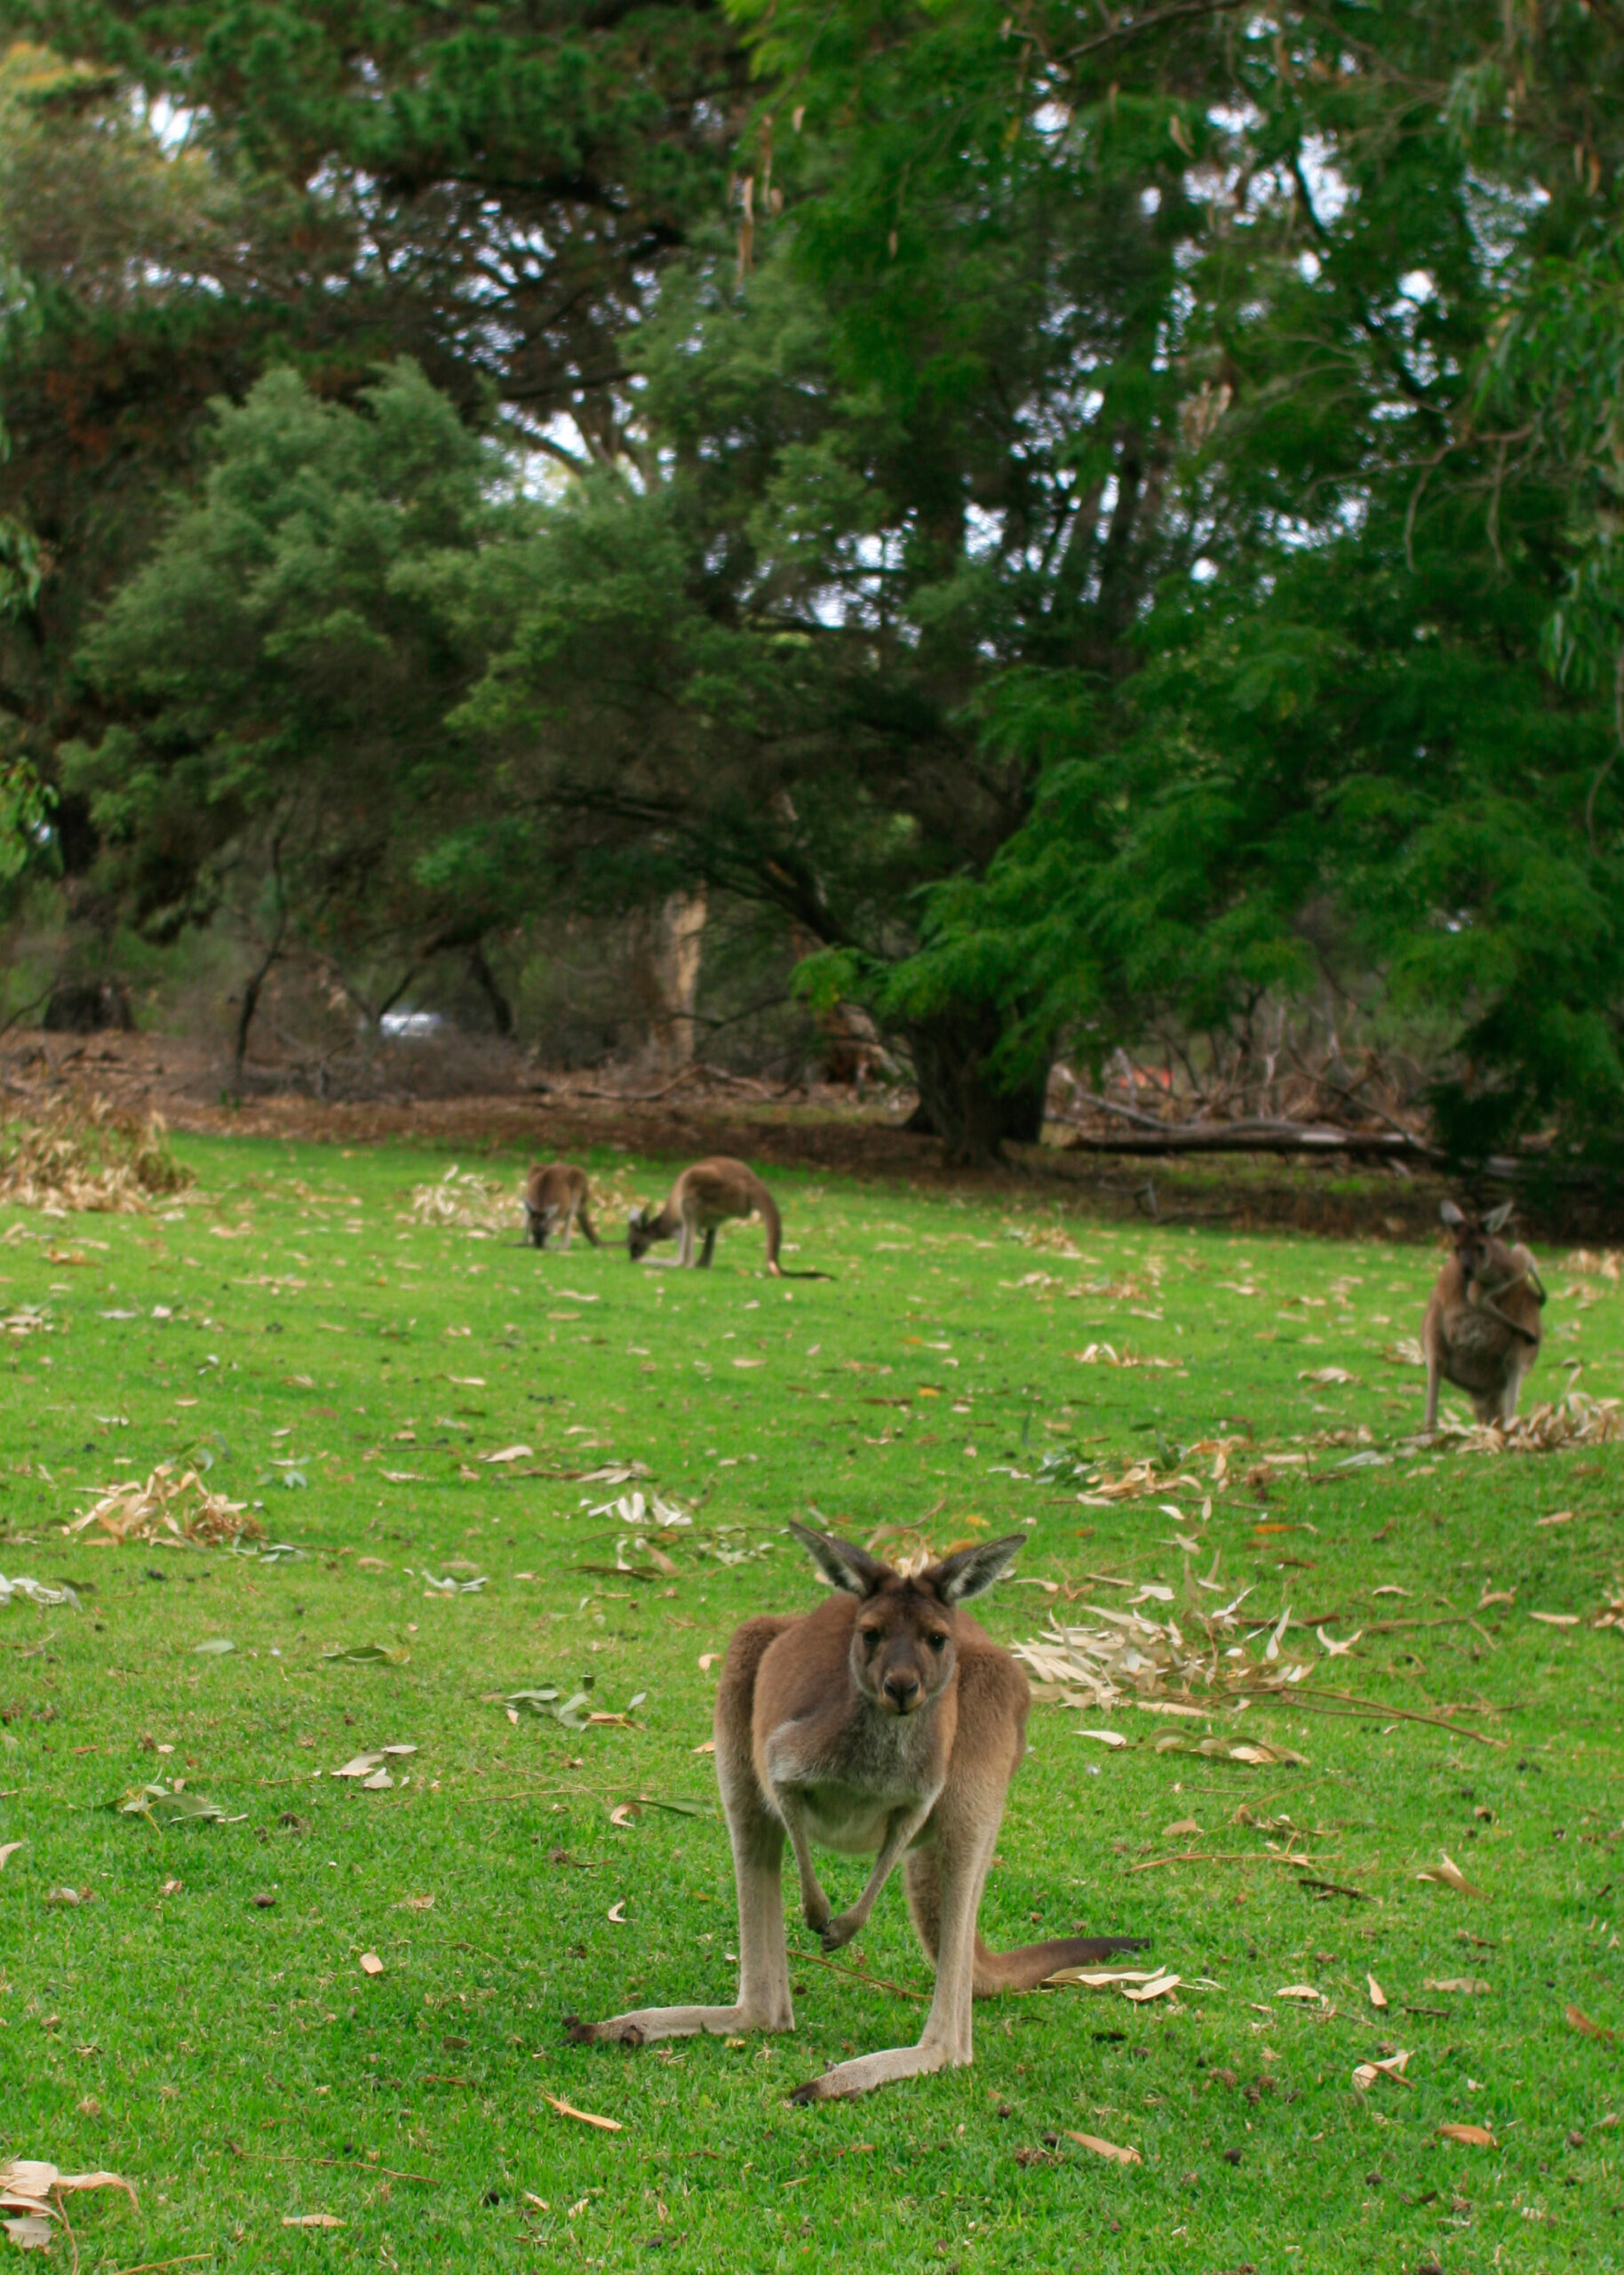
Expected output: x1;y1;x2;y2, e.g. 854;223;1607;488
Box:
63;360;520;1075
747;0;1624;1166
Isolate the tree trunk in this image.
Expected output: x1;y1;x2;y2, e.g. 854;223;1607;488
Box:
465;941;515;1037
902;1007;1051;1164
629;890;706;1070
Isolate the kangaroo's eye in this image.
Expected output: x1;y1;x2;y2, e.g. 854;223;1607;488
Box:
927;1632;948;1652
859;1627;881;1648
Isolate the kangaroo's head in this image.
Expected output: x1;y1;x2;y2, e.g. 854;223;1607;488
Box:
1441;1197;1515;1286
626;1205;657;1262
787;1520;1026;1717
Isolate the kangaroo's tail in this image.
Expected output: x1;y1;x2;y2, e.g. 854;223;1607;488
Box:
904;1848;1146;1997
971;1930;1150;1997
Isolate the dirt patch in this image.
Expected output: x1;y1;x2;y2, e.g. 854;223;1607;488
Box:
1;1030;1611;1242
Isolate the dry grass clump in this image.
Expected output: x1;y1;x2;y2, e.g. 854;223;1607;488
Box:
0;1094;194;1214
64;1463;262;1549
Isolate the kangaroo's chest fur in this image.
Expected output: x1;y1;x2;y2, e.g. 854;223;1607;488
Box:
752;1597;957;1857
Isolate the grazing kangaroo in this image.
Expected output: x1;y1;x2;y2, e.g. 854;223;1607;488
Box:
1423;1198;1546;1430
522;1162;599;1251
627;1156;791;1273
565;1522;1146;2103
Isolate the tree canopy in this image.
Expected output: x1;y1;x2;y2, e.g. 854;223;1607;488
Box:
2;0;1622;1161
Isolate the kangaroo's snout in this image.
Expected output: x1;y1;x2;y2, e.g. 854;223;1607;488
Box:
883;1670;922;1713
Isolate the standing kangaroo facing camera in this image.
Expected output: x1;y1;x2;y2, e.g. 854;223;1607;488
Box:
566;1522;1146;2103
626;1157;827;1277
522;1162;599;1251
1423;1198;1545;1430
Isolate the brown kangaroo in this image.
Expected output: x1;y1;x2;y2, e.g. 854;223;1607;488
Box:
522;1162;599;1252
1423;1198;1545;1430
566;1522;1145;2103
627;1157;787;1273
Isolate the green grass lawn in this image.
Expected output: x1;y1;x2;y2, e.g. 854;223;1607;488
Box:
2;1134;1620;2272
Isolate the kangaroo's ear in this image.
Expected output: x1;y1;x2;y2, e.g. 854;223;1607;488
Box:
1440;1199;1466;1228
628;1208;646;1230
927;1533;1027;1606
1483;1200;1515;1234
786;1520;890;1598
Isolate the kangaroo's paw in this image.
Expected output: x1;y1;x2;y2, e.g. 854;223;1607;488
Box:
819;1911;862;1954
789;2041;955;2104
567;2003;769;2048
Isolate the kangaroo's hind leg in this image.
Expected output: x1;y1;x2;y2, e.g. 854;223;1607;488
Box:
566;1617;795;2048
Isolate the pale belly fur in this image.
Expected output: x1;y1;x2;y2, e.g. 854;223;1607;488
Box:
792;1785;896;1856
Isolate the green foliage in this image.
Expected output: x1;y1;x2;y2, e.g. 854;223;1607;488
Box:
68;360;513;980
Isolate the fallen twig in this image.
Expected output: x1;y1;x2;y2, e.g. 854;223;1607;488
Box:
795;1950;928;2003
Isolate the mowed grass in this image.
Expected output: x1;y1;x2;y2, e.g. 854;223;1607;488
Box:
2;1135;1621;2275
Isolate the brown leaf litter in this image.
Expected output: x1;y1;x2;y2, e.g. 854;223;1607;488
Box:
63;1462;263;1549
0;1094;193;1215
1015;1594;1501;1750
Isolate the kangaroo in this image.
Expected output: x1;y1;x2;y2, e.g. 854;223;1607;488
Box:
1423;1198;1546;1430
522;1162;599;1252
627;1156;788;1273
565;1522;1146;2103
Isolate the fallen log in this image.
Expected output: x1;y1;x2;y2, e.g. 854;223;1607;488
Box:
1063;1120;1438;1163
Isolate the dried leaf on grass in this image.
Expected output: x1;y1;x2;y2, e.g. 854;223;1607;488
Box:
1068;1344;1181;1371
283;2212;345;2228
505;1681;594;1730
1366;1974;1387;2010
1352;2050;1413;2091
0;1841;23;1871
0;2159;139;2223
65;1462;261;1550
358;1952;384;1977
1063;2132;1140;2166
1122;1972;1181;2003
543;2094;622;2133
1566;2004;1617;2045
0;1575;77;1608
1439;2122;1496;2147
114;1782;227;1828
0;1307;52;1345
1043;1967;1164;1990
1416;1852;1488;1901
1426;1976;1490;1995
0;1095;193;1215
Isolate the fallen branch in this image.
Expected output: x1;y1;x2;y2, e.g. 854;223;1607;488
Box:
1239;1686;1508;1747
1066;1118;1436;1163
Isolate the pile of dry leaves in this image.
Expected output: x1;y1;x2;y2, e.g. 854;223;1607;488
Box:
0;1094;193;1214
1424;1389;1623;1457
64;1462;262;1549
407;1163;516;1233
1014;1591;1316;1717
